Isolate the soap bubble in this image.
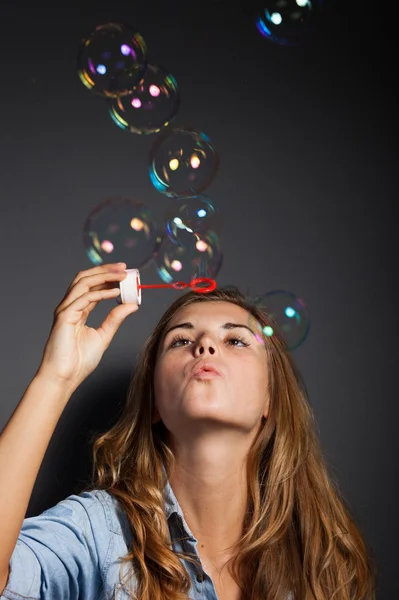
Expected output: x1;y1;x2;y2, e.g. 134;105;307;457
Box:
155;229;223;284
149;128;219;197
77;23;147;97
256;0;323;46
83;197;161;268
108;63;179;134
250;290;310;350
165;195;222;246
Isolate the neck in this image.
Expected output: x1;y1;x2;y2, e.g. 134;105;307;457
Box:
167;431;249;564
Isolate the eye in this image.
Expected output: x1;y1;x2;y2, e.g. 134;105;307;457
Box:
168;334;250;348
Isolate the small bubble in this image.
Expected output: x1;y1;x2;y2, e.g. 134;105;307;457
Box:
77;22;147;96
149;128;219;197
165;195;222;247
251;290;310;349
108;63;179;135
83;196;161;268
155;229;223;284
256;0;323;46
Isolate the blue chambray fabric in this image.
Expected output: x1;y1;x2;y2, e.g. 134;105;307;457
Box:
0;480;218;600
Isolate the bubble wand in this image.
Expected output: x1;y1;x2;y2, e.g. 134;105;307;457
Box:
114;268;217;305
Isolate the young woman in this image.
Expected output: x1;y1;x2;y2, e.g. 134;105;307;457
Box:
0;262;377;600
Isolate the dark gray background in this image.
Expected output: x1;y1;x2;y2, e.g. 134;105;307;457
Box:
0;1;396;597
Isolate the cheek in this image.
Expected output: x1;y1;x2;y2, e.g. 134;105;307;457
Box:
236;358;268;395
153;362;164;400
154;360;179;400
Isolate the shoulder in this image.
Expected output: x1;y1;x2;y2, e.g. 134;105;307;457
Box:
39;489;132;541
4;490;133;599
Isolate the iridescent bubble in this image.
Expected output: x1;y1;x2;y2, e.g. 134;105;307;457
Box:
83;197;161;268
155;229;223;284
165;195;222;246
77;23;147;97
256;0;323;46
108;63;179;134
251;290;310;350
149;128;219;197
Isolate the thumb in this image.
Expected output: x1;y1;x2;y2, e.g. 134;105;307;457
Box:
97;303;139;349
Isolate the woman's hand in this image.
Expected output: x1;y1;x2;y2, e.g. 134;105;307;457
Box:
36;262;138;392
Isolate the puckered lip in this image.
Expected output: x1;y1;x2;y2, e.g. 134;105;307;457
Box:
190;361;223;378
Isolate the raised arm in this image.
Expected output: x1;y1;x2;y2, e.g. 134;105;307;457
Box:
0;262;138;593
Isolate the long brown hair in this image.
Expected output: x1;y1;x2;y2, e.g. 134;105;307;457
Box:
78;285;378;599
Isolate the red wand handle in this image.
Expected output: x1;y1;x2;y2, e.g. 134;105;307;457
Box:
138;277;217;294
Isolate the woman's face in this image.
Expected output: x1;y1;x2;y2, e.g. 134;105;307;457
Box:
153;301;269;435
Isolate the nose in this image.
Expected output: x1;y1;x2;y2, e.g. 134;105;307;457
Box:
194;334;216;356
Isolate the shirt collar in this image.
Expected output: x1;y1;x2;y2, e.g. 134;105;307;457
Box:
162;463;198;543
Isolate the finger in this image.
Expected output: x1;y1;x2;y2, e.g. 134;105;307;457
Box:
79;270;128;293
78;284;127;317
85;290;120;314
69;262;126;289
56;287;123;325
61;263;126;300
55;270;127;316
96;302;139;350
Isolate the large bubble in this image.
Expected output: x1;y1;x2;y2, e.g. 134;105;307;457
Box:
108;63;179;135
83;197;161;268
250;290;310;350
149;128;219;197
256;0;323;46
155;229;223;284
77;23;147;97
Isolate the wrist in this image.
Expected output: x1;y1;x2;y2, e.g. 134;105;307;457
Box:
34;367;77;399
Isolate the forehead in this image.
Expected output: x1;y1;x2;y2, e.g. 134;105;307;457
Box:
167;301;251;327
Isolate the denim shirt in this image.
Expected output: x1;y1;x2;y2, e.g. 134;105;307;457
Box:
1;480;216;600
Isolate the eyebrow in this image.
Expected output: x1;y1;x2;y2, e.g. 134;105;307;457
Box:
163;321;256;341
